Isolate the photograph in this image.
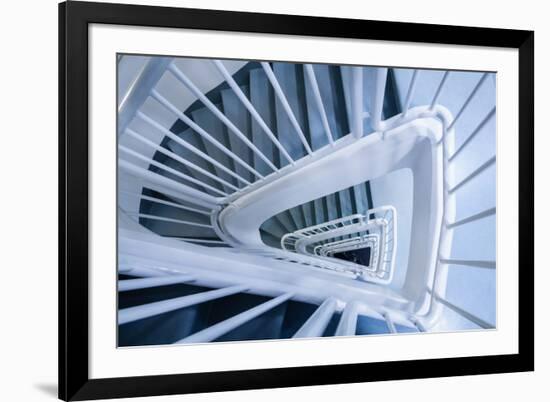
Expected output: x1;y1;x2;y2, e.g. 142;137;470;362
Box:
0;0;541;400
116;55;496;347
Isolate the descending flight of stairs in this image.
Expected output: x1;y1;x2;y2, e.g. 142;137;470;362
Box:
136;62;400;248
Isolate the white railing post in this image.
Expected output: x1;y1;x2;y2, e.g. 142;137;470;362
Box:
448;107;496;162
125;127;248;188
168;62;279;172
171;237;225;245
120;190;211;216
176;292;294;343
439;258;495;269
136;112;255;185
125;212;213;229
351;67;364;138
118;159;221;208
119;285;247;325
446;207;496;229
260;62;313;155
293;297;338;338
402;70;418;118
370;68;388;132
119;275;194;292
447;73;489;130
429;71;450;110
434;294;494;329
150;89;264;180
334;302;359;336
213;60;295;165
383;313;397;333
448;156;496;194
119;144;229;196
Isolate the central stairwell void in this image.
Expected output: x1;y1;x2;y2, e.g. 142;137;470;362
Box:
117;55;497;346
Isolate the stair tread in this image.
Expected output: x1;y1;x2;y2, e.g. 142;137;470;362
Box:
191;105;239;191
249;68;280;173
272;62;309;163
165;126;225;196
220;86;255;183
308;64;350;142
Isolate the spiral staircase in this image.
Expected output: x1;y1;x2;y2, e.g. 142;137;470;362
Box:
117;56;496;346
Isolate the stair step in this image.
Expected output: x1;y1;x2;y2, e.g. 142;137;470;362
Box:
350;184;368;214
301;201;315;228
249;68;280;173
274;211;298;233
337;189;353;218
220;86;257;183
164;126;225;196
287;206;306;231
313;198;327;225
260;229;283;248
260;218;287;239
215;300;288;342
324;193;339;221
356;315;390;335
321;312;342;337
118;280;216;346
149;144;205;194
308;64;350;141
269;64;312;229
191;105;239;192
279;301;317;338
272;62;310;164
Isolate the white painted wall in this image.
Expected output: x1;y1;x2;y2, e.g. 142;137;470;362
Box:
0;1;545;402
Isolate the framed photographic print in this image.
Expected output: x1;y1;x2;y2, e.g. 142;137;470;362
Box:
59;1;534;400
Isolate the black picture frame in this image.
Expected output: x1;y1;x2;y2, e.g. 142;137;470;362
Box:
59;1;534;400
